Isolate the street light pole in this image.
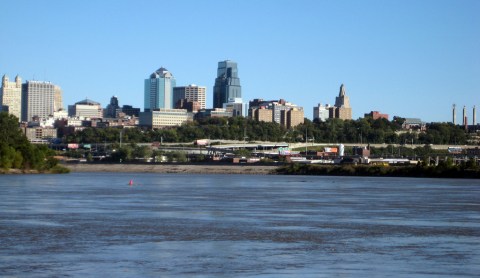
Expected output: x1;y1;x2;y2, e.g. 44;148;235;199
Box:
305;127;308;155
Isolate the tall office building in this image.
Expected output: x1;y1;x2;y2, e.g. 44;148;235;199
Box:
68;98;103;118
105;96;120;118
313;103;331;122
54;85;63;112
213;60;241;109
0;74;22;121
334;84;352;120
144;67;176;111
21;80;60;122
173;84;206;109
282;108;305;129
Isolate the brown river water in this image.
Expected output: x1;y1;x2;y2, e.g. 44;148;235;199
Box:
1;173;479;277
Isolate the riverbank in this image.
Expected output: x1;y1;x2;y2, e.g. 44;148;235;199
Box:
64;163;279;175
0;169;41;174
277;164;480;179
0;165;70;174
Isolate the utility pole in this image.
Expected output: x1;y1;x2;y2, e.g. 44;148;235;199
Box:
305;127;308;155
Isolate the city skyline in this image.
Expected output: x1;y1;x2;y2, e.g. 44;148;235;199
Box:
1;0;478;123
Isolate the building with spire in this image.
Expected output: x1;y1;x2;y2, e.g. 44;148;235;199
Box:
213;60;242;109
144;67;176;111
334;84;352;120
313;84;353;121
0;74;22;121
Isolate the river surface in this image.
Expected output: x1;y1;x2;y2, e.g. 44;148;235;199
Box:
1;173;479;277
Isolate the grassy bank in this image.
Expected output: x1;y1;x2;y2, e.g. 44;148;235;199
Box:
0;165;70;174
277;164;480;179
63;162;277;175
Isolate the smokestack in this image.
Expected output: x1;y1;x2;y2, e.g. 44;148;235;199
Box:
474;105;477;126
452;104;456;124
463;106;467;126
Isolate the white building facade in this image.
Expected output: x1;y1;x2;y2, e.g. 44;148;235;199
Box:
21;81;58;122
139;108;189;128
0;75;23;121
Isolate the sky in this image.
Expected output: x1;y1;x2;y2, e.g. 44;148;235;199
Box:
1;0;479;123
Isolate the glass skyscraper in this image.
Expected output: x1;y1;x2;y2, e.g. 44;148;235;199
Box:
144;67;176;111
213;60;241;109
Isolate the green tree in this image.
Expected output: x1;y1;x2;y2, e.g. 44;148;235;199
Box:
0;112;29;147
133;145;152;159
0;112;59;170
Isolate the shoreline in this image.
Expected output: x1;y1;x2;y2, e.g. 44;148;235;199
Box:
63;163;279;175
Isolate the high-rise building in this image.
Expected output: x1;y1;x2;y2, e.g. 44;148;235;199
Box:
248;98;304;128
105;96;120;118
284;108;304;129
252;107;273;122
144;67;176;111
213;60;241;109
54;85;63;112
0;74;22;121
68;98;103;118
21;80;60;122
173;84;206;109
334;84;352;120
313;103;330;122
121;105;140;117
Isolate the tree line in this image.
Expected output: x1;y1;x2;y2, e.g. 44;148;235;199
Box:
0;112;64;172
66;116;473;145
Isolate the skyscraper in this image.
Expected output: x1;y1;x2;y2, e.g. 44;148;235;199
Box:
173;84;207;109
0;74;22;121
144;67;176;111
21;80;60;122
334;84;352;120
213;60;241;109
54;85;63;112
106;96;120;118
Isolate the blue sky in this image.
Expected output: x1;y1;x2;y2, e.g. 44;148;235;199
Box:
1;0;478;123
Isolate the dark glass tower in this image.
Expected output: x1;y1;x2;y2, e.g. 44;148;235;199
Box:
213;60;241;108
105;96;120;118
